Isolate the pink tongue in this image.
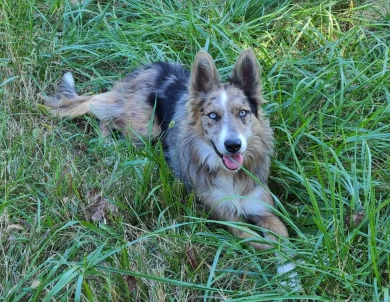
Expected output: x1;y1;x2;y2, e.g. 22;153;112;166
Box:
222;154;243;170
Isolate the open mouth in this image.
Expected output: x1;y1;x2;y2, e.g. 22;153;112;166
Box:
211;142;243;170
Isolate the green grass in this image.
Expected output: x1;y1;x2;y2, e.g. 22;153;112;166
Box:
1;0;390;300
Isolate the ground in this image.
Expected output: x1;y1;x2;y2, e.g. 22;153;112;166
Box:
0;0;389;301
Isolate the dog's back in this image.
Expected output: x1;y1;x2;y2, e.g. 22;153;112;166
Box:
44;62;190;143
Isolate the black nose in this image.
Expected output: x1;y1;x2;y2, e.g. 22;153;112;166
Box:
224;139;241;153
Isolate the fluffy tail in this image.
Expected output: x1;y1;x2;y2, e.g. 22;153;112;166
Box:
43;72;123;120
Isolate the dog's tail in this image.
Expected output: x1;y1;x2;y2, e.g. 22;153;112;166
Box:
43;72;123;120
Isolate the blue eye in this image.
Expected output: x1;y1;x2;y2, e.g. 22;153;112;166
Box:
239;110;247;117
209;112;217;119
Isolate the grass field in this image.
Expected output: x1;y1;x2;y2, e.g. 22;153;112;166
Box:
1;0;390;301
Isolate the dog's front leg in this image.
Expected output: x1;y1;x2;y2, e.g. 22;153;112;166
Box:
227;222;276;251
250;213;302;291
208;205;284;250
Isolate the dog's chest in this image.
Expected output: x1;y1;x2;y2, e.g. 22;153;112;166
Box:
209;177;269;217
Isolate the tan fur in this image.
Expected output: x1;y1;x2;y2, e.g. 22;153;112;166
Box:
44;69;161;141
45;51;289;252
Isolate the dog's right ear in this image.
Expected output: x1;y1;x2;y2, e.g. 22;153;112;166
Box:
190;51;219;98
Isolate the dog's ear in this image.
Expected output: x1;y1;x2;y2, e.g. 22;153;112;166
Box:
190;51;219;97
230;49;264;110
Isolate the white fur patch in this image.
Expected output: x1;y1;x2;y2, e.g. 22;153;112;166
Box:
241;188;269;216
211;186;269;217
216;91;229;154
217;123;228;153
279;273;302;292
215;90;247;156
277;262;302;291
197;140;221;170
277;262;295;274
63;72;75;88
220;91;227;108
238;133;246;153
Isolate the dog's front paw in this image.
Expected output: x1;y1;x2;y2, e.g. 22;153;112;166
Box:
277;262;303;292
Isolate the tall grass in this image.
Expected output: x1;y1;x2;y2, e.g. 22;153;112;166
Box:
1;0;389;300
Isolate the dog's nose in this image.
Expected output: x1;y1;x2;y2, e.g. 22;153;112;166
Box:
224;139;241;153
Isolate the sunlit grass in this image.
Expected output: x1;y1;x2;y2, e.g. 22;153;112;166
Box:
1;0;389;300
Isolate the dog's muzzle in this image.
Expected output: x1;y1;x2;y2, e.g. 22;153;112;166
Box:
211;141;243;170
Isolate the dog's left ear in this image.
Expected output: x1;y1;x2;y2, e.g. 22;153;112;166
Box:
230;49;264;111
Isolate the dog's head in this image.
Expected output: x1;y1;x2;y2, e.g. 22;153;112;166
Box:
188;49;265;171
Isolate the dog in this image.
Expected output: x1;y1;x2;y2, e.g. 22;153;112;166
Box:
44;49;299;284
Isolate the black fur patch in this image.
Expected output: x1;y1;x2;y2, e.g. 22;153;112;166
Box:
246;98;258;116
228;81;259;117
145;62;190;144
